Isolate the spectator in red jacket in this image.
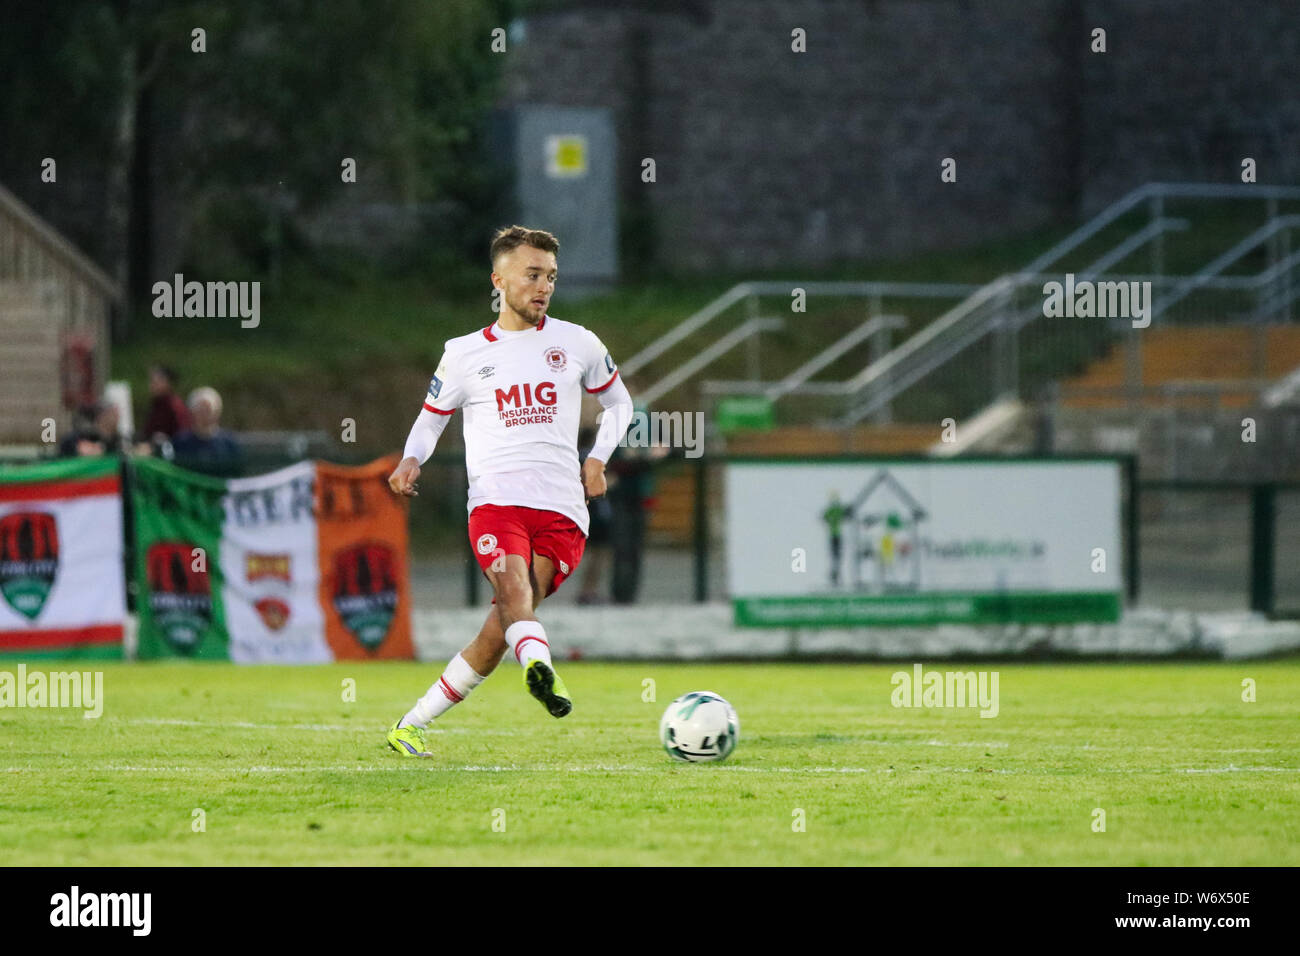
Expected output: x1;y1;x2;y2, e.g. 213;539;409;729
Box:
142;365;190;441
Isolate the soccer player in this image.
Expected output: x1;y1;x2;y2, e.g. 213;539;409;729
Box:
385;226;634;757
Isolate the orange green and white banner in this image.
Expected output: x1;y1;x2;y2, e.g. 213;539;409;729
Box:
130;456;414;661
0;457;125;658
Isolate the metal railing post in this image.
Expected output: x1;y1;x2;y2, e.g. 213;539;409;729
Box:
746;292;760;384
991;280;1017;402
1149;192;1165;283
1008;279;1021;400
1125;322;1143;416
693;455;708;603
869;292;890;425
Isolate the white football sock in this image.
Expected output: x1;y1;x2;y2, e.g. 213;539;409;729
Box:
400;653;485;728
504;620;552;669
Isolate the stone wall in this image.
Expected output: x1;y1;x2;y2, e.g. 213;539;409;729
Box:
498;0;1300;271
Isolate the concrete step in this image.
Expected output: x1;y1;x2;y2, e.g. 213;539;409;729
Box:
1062;325;1300;409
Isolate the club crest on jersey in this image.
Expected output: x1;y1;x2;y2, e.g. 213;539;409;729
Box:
544;346;568;371
476;533;498;555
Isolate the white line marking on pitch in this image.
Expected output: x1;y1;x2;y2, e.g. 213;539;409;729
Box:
22;720;1300;757
3;765;1297;775
116;718;501;735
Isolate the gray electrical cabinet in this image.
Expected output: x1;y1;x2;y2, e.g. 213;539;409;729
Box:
498;105;619;293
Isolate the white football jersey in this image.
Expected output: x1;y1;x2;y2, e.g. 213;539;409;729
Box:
423;315;619;535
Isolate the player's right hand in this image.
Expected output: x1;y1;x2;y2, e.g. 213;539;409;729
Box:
388;457;421;496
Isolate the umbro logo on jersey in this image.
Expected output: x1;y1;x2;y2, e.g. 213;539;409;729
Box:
477;366;495;379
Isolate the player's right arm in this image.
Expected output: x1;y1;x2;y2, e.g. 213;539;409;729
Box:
389;346;468;497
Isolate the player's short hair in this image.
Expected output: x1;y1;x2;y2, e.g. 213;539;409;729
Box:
490;226;559;266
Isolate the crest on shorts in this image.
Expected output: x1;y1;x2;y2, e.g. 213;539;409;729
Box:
543;346;568;372
476;533;498;555
559;560;570;574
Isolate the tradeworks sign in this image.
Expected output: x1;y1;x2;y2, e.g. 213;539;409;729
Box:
725;459;1123;627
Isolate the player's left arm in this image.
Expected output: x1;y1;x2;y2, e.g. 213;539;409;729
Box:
581;332;634;499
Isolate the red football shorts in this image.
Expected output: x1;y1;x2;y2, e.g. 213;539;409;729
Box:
468;504;587;597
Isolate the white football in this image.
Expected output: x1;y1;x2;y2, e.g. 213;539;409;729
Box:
659;691;739;763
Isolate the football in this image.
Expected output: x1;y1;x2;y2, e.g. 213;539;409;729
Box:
659;691;739;762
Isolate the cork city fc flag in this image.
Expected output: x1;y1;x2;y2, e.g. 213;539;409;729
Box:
131;456;413;662
0;457;125;658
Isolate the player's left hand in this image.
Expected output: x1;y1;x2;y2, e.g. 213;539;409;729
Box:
582;457;607;500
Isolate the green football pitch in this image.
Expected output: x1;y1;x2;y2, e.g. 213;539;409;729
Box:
2;659;1297;866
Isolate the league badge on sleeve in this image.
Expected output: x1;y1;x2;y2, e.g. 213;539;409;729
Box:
604;351;616;374
428;375;443;399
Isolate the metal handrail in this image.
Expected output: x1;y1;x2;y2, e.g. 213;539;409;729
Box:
765;314;907;400
837;217;1300;425
1023;182;1300;275
629;280;976;400
699;313;909;399
621;283;752;376
628;183;1300;413
1154;216;1300;316
831;217;1197;425
638;316;784;406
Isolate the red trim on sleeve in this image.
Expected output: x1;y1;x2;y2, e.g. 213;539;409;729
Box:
584;369;620;394
422;402;455;415
482;324;498;342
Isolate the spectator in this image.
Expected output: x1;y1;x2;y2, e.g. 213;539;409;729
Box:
607;444;655;604
606;383;663;604
141;365;190;442
58;400;125;458
172;387;243;477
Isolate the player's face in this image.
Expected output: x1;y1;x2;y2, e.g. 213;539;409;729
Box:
494;247;557;325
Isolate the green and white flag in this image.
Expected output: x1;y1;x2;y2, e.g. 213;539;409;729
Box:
0;457;125;658
130;456;413;662
131;458;229;659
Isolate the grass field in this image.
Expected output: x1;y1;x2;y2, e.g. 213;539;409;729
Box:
2;659;1298;866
